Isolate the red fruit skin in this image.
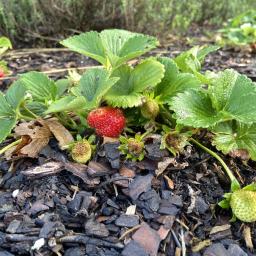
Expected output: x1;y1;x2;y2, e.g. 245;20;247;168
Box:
0;69;5;78
87;107;126;138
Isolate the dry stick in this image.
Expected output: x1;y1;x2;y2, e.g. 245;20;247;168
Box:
0;65;102;81
4;47;169;57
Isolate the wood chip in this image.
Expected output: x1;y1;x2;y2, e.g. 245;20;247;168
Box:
164;175;174;189
243;225;254;250
210;224;231;235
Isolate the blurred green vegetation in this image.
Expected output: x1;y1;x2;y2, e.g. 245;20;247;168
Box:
0;0;256;46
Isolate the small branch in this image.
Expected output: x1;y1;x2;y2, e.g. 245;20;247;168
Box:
0;65;102;81
0;139;22;155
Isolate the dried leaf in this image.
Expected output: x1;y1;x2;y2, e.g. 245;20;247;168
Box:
156;157;188;177
14;121;51;158
229;149;250;161
43;118;74;149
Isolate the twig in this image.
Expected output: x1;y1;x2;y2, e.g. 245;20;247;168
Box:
119;225;141;240
0;65;102;81
95;177;132;190
4;48;71;57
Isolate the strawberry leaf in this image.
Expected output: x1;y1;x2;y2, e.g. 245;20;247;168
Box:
45;96;87;114
0;92;17;143
219;70;256;123
174;45;219;83
20;72;57;103
155;57;201;103
72;68;119;109
25;102;48;116
171;69;256;128
46;69;118;113
0;92;15;118
171;90;221;127
60;31;107;66
105;59;165;108
174;45;219;73
0;37;12;55
61;29;158;68
5;81;26;110
212;121;256;160
55;79;71;97
0;118;16;143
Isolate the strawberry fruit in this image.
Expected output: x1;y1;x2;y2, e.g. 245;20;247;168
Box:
87;107;126;138
71;139;92;164
230;190;256;222
0;68;5;78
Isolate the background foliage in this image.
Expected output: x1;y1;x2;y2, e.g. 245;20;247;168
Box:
0;0;256;47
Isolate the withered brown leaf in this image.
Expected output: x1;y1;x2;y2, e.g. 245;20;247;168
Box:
42;118;74;149
14;120;51;158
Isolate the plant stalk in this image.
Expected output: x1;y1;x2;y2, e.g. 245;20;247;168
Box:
190;137;239;185
0;138;22;155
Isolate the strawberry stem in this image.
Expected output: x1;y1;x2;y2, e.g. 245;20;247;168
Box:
0;138;22;155
190;138;240;186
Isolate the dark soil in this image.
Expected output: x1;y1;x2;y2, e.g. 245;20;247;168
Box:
0;43;256;256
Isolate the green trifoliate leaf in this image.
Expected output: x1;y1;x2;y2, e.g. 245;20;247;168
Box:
174;45;219;73
73;68;119;109
105;59;165;108
171;89;221;128
45;96;87;114
155;57;201;103
47;68;118;113
25;102;47;116
221;71;256;123
209;69;256;123
171;69;256;128
0;37;12;55
212;121;256;161
0;92;15;118
60;31;107;66
61;29;158;68
55;79;71;97
174;45;219;83
0;92;17;143
20;71;57;103
5;81;26;110
0;118;16;143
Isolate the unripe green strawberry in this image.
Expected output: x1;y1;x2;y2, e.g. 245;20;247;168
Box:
71;139;92;164
128;138;144;156
141;98;159;119
230;190;256;222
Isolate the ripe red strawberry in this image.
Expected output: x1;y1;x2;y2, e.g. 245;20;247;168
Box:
87;107;126;138
0;68;5;78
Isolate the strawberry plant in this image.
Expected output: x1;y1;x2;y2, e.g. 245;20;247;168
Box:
0;29;256;222
217;10;256;47
0;36;12;76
